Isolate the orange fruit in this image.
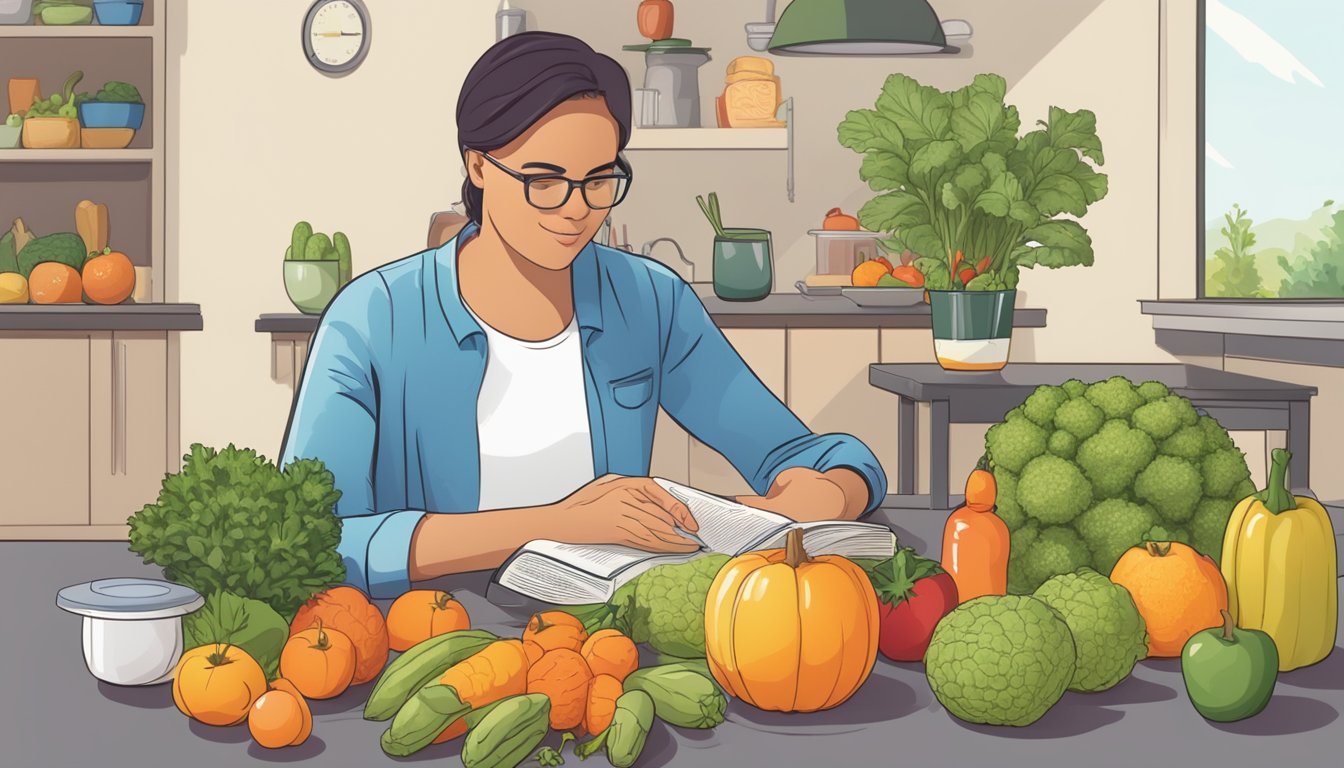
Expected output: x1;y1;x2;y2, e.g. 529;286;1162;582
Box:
82;250;135;305
290;586;389;685
269;678;312;745
1110;540;1228;657
580;629;638;682
523;611;588;654
281;621;357;700
386;590;470;652
248;689;306;749
850;259;890;287
28;262;83;304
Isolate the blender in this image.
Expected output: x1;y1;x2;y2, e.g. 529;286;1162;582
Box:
622;39;712;128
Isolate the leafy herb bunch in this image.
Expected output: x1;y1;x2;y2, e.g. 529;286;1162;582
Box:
838;73;1109;291
128;443;346;617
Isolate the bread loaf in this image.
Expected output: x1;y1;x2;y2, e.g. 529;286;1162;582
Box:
726;56;773;76
724;79;781;124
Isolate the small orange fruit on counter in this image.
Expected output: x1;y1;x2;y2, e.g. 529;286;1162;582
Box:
1110;539;1228;657
268;678;312;745
584;673;624;736
281;619;357;699
524;610;588;654
82;248;135;305
248;687;307;749
28;262;82;304
580;629;638;682
386;590;470;652
850;259;891;287
172;643;267;726
290;586;389;685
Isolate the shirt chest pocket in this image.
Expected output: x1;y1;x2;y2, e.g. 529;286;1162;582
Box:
608;367;655;409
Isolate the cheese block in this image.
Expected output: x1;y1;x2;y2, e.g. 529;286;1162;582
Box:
724;79;781;125
727;56;773;77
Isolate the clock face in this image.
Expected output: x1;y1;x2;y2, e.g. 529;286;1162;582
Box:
304;0;370;74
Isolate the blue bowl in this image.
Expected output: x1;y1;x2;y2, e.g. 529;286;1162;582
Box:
79;102;145;130
93;0;143;26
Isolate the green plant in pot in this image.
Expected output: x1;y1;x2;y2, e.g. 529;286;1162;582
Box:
838;73;1108;370
284;221;352;315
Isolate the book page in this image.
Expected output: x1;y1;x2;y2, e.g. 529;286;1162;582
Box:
518;540;661;579
755;521;897;559
654;477;789;554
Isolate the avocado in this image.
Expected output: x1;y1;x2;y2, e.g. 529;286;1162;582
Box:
18;233;88;278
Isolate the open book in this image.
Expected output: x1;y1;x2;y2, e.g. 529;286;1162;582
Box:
487;477;896;606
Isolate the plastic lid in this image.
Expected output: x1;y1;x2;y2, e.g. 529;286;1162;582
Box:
56;577;204;618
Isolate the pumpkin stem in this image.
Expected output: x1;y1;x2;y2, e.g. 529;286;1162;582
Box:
1220;609;1236;642
1259;448;1295;515
1145;541;1172;557
784;528;810;568
309;617;331;651
531;613;551;634
433;591;454;611
206;642;235;668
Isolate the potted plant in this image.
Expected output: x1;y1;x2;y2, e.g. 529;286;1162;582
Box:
838;73;1108;371
78;80;144;148
284;221;352;315
21;70;87;149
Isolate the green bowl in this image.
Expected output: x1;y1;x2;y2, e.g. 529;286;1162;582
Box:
284;260;341;315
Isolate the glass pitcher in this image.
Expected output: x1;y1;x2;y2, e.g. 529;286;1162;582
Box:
712;228;773;301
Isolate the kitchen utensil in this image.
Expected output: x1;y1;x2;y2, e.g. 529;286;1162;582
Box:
93;0;143;25
56;577;204;686
841;286;925;308
623;39;711;128
744;0;777;51
809;228;886;277
8;78;40;116
642;237;697;282
636;88;660;128
495;0;526;40
80;127;134;149
0;0;34;25
22;117;79;149
714;228;773;301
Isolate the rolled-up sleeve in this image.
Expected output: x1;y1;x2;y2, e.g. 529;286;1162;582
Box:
279;279;424;597
657;278;888;515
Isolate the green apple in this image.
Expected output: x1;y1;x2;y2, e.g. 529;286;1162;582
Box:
1181;609;1279;722
4;113;21;128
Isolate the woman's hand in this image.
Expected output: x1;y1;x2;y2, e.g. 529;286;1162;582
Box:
550;474;703;553
735;467;869;522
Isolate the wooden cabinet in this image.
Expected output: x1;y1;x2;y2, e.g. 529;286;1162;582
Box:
1;331;176;539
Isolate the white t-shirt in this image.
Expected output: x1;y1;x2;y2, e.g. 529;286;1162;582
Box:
465;301;595;510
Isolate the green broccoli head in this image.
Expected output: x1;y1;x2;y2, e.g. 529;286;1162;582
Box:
1048;430;1078;460
1191;497;1238;562
1076;499;1157;576
985;417;1049;474
1018;455;1093;525
1085;377;1145;421
1202;448;1253;498
993;467;1026;529
1134;455;1203;523
1160;424;1207;460
1142;525;1190;546
1054;397;1106;441
1131;395;1200;441
1136;380;1170;402
1022;386;1070;428
1198;415;1235;451
1006;522;1041;594
1021;526;1091;592
1075;420;1157;499
1061;378;1088;399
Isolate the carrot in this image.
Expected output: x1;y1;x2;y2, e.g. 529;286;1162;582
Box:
437;639;529;710
430;717;468;744
950;249;964;277
975;255;991;274
959;267;976;286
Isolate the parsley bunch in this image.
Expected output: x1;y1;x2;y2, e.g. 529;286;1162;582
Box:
128;444;346;617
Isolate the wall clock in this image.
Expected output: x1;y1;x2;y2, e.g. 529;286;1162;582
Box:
302;0;372;75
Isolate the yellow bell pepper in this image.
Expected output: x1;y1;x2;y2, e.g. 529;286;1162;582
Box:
1221;448;1337;672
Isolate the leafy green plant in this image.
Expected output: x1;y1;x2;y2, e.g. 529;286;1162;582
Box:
25;70;90;118
1277;208;1344;297
1206;204;1266;298
837;73;1108;291
127;444;346;617
92;81;143;104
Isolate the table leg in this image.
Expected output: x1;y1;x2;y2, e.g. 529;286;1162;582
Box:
1288;401;1311;492
931;399;950;510
898;396;917;496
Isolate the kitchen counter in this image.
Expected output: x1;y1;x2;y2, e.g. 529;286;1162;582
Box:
256;290;1047;333
6;506;1342;768
0;303;203;332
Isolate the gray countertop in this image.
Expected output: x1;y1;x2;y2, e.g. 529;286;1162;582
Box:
257;290;1048;333
0;303;204;332
6;506;1342;768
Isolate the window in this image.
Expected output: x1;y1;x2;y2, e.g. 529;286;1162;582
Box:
1199;0;1344;299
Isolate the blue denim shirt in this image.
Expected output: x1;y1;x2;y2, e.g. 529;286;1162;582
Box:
280;222;887;598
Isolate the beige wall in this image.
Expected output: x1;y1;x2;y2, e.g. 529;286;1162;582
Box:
170;0;495;458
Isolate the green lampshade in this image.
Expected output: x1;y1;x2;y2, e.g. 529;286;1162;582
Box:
768;0;958;55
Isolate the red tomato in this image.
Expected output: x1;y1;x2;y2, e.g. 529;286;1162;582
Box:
870;549;960;662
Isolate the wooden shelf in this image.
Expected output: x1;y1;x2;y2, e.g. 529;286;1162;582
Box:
626;127;788;150
0;148;153;162
0;25;154;39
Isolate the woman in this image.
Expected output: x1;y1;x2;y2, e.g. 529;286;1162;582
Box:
281;32;887;599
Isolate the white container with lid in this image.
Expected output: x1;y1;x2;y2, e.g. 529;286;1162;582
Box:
57;577;204;686
808;229;887;277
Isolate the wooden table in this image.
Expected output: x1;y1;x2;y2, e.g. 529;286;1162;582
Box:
869;363;1318;510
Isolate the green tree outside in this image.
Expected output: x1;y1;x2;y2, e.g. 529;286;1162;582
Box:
1206;204;1265;298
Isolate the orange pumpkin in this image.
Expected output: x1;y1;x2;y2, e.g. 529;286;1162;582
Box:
1110;540;1228;657
172;643;268;726
523;611;588;654
580;629;638;682
386;590;471;652
280;620;357;700
290;586;389;685
526;648;593;731
705;528;880;712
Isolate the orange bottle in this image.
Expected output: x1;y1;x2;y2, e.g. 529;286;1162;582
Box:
941;462;1009;602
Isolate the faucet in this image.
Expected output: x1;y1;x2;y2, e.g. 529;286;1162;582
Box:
641;237;696;283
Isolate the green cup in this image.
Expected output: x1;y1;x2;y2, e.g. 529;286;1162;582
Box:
712;228;773;301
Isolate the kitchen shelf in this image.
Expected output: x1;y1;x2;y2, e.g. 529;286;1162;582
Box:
0;26;155;39
626;127;788;150
0;149;154;162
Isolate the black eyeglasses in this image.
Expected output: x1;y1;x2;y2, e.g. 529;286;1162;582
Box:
477;151;633;211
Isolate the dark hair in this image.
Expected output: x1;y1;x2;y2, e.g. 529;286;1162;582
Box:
456;32;633;224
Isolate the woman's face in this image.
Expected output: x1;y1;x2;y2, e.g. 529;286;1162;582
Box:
467;96;622;270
